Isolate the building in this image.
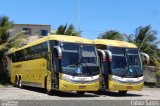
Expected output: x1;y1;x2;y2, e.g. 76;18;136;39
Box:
10;24;51;43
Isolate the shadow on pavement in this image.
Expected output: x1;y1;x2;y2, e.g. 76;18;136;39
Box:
20;86;100;97
93;90;143;97
21;85;46;94
51;91;100;97
17;86;143;97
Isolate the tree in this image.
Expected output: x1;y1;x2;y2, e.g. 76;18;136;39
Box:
0;16;25;52
97;30;124;41
56;24;81;36
0;16;25;84
125;25;160;65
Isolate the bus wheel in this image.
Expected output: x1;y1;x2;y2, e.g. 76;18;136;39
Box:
14;77;18;87
46;89;53;95
77;91;85;96
118;91;127;95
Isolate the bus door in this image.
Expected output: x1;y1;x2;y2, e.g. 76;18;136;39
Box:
97;49;108;90
103;50;112;89
53;46;62;89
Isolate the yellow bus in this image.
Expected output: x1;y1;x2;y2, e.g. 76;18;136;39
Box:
8;35;100;95
94;39;149;95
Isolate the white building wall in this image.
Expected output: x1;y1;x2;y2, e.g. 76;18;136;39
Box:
10;24;51;44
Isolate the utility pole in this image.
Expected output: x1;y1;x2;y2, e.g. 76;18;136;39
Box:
78;0;80;32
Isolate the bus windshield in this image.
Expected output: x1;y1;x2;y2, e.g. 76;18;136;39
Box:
61;43;99;76
127;49;142;76
80;45;97;65
108;47;142;77
109;47;127;77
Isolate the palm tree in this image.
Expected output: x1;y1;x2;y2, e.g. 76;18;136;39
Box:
0;16;25;52
0;16;25;84
97;30;124;41
56;24;81;36
125;25;160;65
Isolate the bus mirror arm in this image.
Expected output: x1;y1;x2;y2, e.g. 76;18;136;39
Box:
104;50;112;62
97;49;106;61
140;52;150;64
53;46;62;59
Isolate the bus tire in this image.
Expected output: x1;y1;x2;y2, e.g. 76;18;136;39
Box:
46;89;53;95
118;91;127;95
77;91;85;96
14;76;18;87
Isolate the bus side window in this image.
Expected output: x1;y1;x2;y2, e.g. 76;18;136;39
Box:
8;54;12;62
12;53;15;62
14;53;18;62
41;42;48;59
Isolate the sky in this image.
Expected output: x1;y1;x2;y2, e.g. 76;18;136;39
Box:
0;0;160;47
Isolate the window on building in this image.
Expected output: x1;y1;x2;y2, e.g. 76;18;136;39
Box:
23;28;31;35
40;30;48;36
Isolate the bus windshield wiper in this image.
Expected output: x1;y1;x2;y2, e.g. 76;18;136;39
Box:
121;64;139;78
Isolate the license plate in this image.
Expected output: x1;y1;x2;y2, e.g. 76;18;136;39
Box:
79;86;86;89
127;86;132;89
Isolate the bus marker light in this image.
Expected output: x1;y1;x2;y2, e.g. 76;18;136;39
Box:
102;58;106;61
109;58;112;62
58;56;62;59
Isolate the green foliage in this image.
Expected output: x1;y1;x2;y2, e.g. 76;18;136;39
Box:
0;16;25;84
0;16;25;54
97;30;124;41
152;58;160;77
156;70;160;77
56;24;81;36
98;25;160;66
124;25;160;65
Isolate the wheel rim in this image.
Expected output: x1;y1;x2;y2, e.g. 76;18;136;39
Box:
19;79;22;88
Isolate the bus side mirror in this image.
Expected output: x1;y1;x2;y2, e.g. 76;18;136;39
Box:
104;50;112;62
97;49;106;61
53;46;62;59
140;52;150;64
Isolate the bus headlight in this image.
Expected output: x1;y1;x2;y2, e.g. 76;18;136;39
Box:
61;74;99;84
61;74;72;82
109;75;144;84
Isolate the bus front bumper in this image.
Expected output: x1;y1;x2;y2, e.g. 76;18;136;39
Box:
59;79;100;91
108;80;144;91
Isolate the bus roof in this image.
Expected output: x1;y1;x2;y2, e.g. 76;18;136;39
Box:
9;35;93;54
93;39;137;48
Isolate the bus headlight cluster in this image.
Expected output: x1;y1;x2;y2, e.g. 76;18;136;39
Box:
61;74;72;82
109;75;144;84
61;74;99;84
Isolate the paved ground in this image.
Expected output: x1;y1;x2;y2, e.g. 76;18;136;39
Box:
0;86;160;106
0;86;160;100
